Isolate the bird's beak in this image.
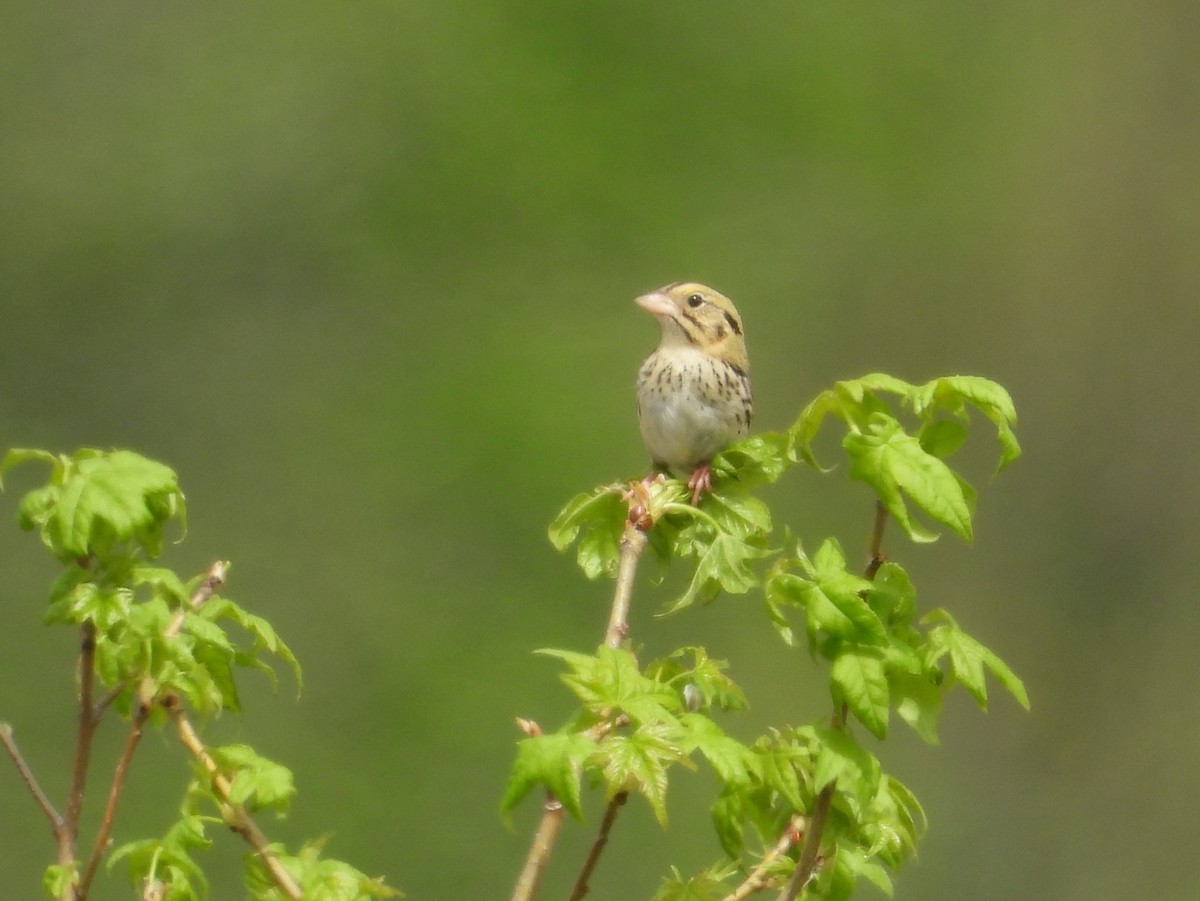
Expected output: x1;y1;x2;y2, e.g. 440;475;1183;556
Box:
635;292;675;318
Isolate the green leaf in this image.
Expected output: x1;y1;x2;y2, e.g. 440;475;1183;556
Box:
812;728;880;814
202;597;302;690
649;863;739;901
43;863;78;899
538;646;680;725
787;374;916;469
768;541;885;651
548;487;626;579
756;735;810;812
844;414;973;543
48;450;184;558
590;724;687;827
923;610;1029;710
0;447;59;490
889;672;942;744
643;647;747;712
501;731;597;821
710;432;790;488
917;419;967;458
866;562;916;627
831;649;889;739
660;527;771;616
704;492;772;540
678;713;760;784
909;375;1021;472
244;840;399;901
833;838;895;897
210;745;296;812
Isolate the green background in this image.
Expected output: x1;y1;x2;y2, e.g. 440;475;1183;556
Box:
2;2;1197;899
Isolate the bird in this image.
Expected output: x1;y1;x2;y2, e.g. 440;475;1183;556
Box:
634;282;753;505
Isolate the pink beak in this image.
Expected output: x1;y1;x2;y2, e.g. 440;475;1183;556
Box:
635;292;675;318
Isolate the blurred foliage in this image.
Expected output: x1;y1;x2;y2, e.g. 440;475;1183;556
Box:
1;1;1198;899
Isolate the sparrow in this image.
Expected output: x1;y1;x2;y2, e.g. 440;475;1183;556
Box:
635;282;753;504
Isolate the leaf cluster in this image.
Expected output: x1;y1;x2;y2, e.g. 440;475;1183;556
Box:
1;448;396;901
522;374;1027;900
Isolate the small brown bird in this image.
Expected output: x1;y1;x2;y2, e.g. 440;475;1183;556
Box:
635;282;753;504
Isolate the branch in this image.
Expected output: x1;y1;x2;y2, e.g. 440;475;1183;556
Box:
165;560;228;639
566;791;627;901
511;793;566;901
64;621;99;863
0;722;63;833
864;500;888;580
774;789;831;901
166;699;302;899
78;705;149;896
604;521;648;649
723;815;806;901
777;502;889;901
513;516;650;901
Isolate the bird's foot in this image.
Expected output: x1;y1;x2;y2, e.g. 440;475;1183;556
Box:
687;463;714;506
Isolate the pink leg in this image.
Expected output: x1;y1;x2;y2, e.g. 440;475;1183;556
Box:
687;463;714;505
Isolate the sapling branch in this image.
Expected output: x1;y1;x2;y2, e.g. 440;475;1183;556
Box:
777;502;890;901
165;560;227;639
166;699;303;899
723;815;806;901
512;794;566;901
65;621;99;861
605;521;648;650
566;791;628;901
513;513;651;901
0;722;63;832
79;705;149;896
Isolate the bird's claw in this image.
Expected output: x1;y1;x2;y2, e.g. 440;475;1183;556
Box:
687;463;714;505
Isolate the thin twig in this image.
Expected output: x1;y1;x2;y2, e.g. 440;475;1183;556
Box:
64;621;99;870
511;794;566;901
723;815;806;901
0;723;63;832
79;705;149;896
165;561;228;639
777;503;890;901
166;700;302;899
513;515;651;901
864;500;888;580
604;521;648;650
774;787;832;901
566;792;628;901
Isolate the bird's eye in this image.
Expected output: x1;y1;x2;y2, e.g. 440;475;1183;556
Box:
687;294;704;308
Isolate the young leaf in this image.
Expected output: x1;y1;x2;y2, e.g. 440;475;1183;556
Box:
210;744;296;812
659;524;771;616
548;487;626;580
767;540;884;651
655;647;748;712
812;728;881;814
590;724;688;827
830;649;890;739
649;863;739;901
889;672;942;744
538;646;680;725
710;432;790;488
909;375;1021;472
678;713;760;785
244;840;398;900
501;731;598;821
41;450;184;559
844;413;973;543
923;610;1029;710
